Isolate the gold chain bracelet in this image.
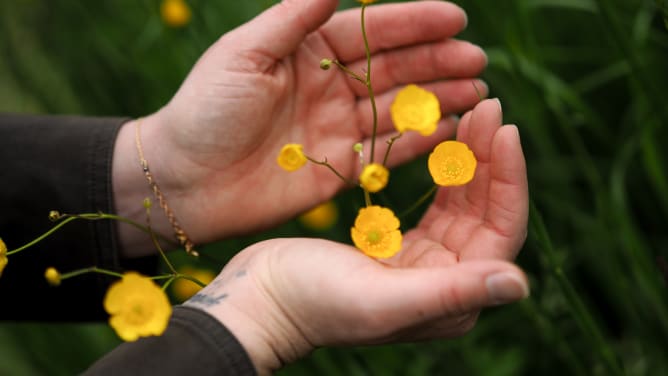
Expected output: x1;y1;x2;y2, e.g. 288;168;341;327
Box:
135;119;197;256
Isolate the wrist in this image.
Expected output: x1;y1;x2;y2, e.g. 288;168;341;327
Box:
183;249;314;374
111;114;180;257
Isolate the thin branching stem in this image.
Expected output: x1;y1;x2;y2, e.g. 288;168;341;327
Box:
60;266;124;280
360;5;379;164
7;212;175;256
399;185;437;218
333;60;365;83
382;133;403;166
306;156;355;186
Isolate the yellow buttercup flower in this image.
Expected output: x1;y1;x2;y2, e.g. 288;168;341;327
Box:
44;267;61;286
277;144;308;172
104;272;172;342
351;205;402;259
299;201;338;231
357;0;378;4
0;238;7;277
161;0;191;28
428;141;477;186
172;267;215;302
390;84;441;136
359;163;389;193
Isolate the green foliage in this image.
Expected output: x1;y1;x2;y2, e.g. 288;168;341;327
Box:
2;0;668;374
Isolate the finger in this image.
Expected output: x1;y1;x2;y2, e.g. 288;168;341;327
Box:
345;39;488;97
409;110;473;229
454;108;474;143
225;0;339;70
456;125;528;262
449;99;503;217
354;260;528;340
484;125;529;253
321;1;468;63
458;98;502;162
355;79;488;137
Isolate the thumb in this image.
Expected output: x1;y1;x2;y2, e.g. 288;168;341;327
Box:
369;260;529;323
229;0;339;69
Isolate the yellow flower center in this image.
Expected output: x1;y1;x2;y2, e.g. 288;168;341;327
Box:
285;150;300;163
366;229;382;244
442;157;464;180
126;298;153;326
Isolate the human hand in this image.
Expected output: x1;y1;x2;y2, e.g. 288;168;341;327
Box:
185;99;528;375
112;0;488;253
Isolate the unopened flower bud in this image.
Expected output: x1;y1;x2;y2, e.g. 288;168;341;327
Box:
320;58;333;70
45;267;61;286
49;211;61;221
143;198;152;209
353;143;363;153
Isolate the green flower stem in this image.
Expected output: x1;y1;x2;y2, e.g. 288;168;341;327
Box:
7;212;175;256
161;276;177;291
399;185;438;219
530;201;624;376
177;274;207;288
146;215;178;275
60;266;124;280
306;156;355;186
382;133;403;167
363;189;372;207
333;60;365;83
7;216;79;255
161;273;207;291
360;5;379;164
149;275;174;281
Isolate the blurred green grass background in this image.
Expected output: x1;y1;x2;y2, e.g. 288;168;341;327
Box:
2;0;668;374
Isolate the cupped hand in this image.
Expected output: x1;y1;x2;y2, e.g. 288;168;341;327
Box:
113;0;488;249
185;99;528;374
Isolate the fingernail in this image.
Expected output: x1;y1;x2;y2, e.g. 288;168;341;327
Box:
486;272;529;304
493;97;502;112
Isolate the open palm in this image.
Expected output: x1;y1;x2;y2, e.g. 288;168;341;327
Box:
136;1;488;244
189;99;529;370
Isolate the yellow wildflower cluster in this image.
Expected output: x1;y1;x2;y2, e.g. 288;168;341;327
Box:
104;272;172;342
275;2;477;260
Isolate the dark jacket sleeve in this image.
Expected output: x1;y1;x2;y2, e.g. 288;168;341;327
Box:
0;114;256;375
0;114;155;320
84;306;257;375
